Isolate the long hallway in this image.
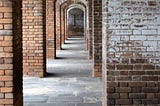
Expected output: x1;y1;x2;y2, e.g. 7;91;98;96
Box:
23;36;102;106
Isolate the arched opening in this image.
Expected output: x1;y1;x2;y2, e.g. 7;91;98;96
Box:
22;0;103;106
48;5;91;77
67;8;84;37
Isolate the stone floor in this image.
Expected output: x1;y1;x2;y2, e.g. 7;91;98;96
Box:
23;35;102;106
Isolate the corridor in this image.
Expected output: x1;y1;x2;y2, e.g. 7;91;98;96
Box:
23;36;102;106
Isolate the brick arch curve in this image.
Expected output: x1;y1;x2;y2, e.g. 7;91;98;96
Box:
67;4;86;12
66;3;88;49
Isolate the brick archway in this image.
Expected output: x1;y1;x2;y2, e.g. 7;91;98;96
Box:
66;6;85;38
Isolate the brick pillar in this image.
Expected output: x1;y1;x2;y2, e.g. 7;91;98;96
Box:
65;8;68;40
0;0;23;105
46;0;56;59
92;0;102;77
102;0;160;106
61;3;67;44
60;5;64;44
13;0;23;105
23;0;46;77
88;0;93;59
56;1;61;50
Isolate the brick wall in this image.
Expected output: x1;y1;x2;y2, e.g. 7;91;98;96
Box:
92;0;102;77
23;0;46;77
0;0;23;106
102;0;160;105
46;0;56;59
56;1;61;50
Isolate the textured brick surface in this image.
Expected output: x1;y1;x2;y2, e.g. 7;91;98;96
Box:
0;0;23;106
88;0;93;59
46;0;56;59
102;0;160;105
23;0;46;77
60;2;68;44
92;0;102;77
0;1;13;106
56;1;61;50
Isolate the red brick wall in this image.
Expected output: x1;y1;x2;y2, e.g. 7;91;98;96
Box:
102;0;160;105
46;0;56;59
0;0;23;105
23;0;46;77
92;0;102;77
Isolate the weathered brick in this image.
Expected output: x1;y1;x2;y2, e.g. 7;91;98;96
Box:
1;87;12;93
116;65;133;70
0;99;13;104
131;87;141;93
142;76;158;81
142;87;158;93
5;93;13;99
107;87;115;93
116;99;132;105
0;76;12;81
108;93;119;99
142;99;159;105
129;93;146;99
148;1;157;6
107;99;115;105
118;82;128;87
116;87;131;93
129;82;146;87
147;93;155;99
0;8;12;12
120;93;128;99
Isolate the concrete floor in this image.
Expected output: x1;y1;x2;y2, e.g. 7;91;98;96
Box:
23;35;102;106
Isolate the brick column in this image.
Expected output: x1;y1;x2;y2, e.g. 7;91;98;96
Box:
0;0;23;105
65;8;68;40
102;0;160;105
61;3;68;44
56;1;61;50
46;0;56;59
23;0;46;77
13;0;23;105
60;5;64;44
92;0;102;77
88;0;93;59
